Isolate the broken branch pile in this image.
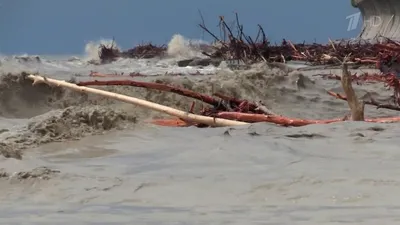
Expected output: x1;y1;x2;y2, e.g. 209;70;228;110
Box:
97;12;400;73
99;39;166;64
119;43;166;59
199;13;400;66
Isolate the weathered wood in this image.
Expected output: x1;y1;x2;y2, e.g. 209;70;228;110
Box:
341;62;365;121
27;75;248;127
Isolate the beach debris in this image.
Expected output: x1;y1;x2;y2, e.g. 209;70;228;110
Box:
77;79;277;116
27;67;400;128
95;12;400;78
177;58;223;67
28;34;400;128
340;56;365;121
27;75;247;127
98;38;166;64
72;62;400;127
197;14;400;67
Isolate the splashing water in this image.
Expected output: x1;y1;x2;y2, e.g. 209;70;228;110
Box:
167;34;209;59
81;34;207;63
83;39;121;62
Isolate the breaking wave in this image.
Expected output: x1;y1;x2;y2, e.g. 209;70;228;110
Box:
166;34;210;59
0;34;212;75
84;39;121;62
81;34;209;62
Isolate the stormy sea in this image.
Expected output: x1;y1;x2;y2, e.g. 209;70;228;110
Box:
1;34;400;224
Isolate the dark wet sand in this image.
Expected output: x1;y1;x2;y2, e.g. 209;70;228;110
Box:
1;122;400;224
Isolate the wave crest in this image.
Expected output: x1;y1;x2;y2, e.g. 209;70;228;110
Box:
166;34;210;59
84;39;121;62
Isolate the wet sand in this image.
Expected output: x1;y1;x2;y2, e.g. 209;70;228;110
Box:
1;123;400;224
1;61;400;224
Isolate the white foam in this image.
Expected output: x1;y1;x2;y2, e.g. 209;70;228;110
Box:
0;34;221;76
167;34;209;59
83;39;121;62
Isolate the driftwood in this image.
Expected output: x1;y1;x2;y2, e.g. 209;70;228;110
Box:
212;61;400;125
77;79;223;108
26;14;400;128
26;71;400;127
77;80;275;115
215;112;400;125
74;63;400;127
341;59;365;121
99;40;166;64
195;13;400;67
216;112;345;126
27;75;247;127
96;13;400;68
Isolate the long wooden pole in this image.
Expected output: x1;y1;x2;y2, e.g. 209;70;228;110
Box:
27;75;249;127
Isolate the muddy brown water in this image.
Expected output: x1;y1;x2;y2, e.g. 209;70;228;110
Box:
1;63;400;224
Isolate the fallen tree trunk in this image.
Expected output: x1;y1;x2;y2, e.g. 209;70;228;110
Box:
27;75;248;127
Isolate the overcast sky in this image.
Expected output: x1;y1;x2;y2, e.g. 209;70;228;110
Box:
0;0;361;55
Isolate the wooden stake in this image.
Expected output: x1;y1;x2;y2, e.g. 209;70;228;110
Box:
341;60;365;121
27;75;248;127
